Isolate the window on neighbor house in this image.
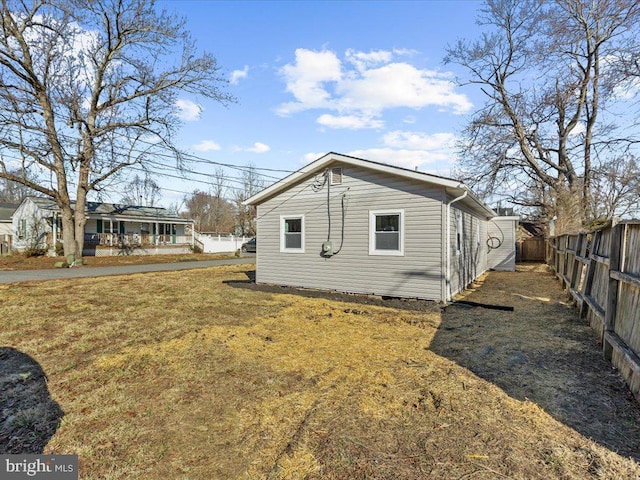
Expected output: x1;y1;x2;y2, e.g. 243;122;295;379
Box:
369;210;404;256
280;215;304;252
18;219;26;238
102;221;120;234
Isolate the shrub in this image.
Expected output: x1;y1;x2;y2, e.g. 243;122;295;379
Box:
23;247;47;258
55;242;64;256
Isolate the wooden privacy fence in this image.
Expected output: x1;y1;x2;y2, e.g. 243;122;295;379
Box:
548;220;640;402
517;237;546;262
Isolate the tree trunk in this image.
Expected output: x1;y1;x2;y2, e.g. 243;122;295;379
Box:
59;203;76;260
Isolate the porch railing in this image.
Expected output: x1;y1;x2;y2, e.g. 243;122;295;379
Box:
84;233;192;247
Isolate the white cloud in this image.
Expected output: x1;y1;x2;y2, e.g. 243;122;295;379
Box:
277;49;342;115
301;152;326;164
230;65;249;85
383;131;456;151
175;99;201;121
276;48;472;126
345;147;448;169
192;140;221;152
345;49;393;71
317;114;384;130
300;130;457;171
336;63;472;115
237;142;271;153
612;82;639;101
568;122;586;137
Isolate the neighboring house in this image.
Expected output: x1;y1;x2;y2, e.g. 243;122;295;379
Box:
245;152;517;302
0;202;19;254
12;197;194;256
519;220;546;239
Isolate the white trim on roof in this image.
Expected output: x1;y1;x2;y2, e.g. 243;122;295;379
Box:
244;152;496;218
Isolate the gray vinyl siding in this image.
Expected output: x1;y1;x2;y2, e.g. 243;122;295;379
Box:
487;217;517;271
256;162;446;300
448;202;489;298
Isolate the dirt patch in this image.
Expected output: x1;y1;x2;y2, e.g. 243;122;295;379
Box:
432;264;640;461
1;263;639;479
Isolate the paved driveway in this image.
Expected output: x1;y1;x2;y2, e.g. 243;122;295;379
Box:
0;256;255;285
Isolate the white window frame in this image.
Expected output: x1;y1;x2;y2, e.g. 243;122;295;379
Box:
369;209;405;256
280;215;305;253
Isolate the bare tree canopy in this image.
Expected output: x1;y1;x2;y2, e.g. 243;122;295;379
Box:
445;0;640;232
234;164;264;236
120;174;161;207
0;0;232;257
184;189;235;234
0;169;37;202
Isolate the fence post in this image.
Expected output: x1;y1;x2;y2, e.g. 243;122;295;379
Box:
603;222;623;361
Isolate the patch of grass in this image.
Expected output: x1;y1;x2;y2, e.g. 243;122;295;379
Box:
1;264;639;479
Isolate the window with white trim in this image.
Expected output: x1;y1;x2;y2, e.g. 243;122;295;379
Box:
369;210;404;256
280;215;305;252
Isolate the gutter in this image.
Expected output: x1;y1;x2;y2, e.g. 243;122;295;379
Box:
445;187;468;302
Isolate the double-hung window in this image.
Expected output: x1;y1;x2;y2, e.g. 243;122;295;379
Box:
369;210;404;256
280;215;305;253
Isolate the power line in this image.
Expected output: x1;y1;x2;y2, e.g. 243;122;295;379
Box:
2;109;295;178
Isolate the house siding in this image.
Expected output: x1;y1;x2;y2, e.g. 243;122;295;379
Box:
447;200;489;298
487;217;518;271
256;162;446;300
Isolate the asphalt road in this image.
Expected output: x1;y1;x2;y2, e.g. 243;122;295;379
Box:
0;256;255;285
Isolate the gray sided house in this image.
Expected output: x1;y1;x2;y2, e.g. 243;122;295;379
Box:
245;152;517;303
12;197;194;256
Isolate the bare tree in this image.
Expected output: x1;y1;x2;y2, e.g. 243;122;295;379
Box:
183;167;235;233
0;169;36;203
590;156;640;219
0;0;232;258
234;164;264;236
120;174;161;206
184;190;235;233
445;0;640;232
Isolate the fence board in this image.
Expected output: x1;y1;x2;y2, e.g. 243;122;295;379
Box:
518;237;546;262
549;220;640;403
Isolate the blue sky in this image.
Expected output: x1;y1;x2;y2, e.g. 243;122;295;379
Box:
150;0;485;206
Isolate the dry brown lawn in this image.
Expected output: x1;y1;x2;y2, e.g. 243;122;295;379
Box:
1;263;639;479
0;252;232;271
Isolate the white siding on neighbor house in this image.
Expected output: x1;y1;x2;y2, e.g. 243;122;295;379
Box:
487;217;518;271
0;222;12;237
11;199;53;251
447;201;489;298
256;162;446;301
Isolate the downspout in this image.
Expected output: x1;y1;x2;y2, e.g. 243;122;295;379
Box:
446;188;468;302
